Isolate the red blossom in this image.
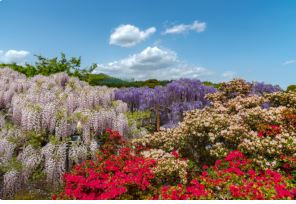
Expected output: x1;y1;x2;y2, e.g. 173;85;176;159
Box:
258;131;264;138
201;171;208;177
55;132;295;200
171;150;179;159
202;165;208;170
59;129;156;200
257;124;282;138
52;194;57;200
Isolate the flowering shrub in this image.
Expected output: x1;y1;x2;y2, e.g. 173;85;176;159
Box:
56;148;296;200
57;129;157;200
199;150;295;200
156;179;209;200
141;149;190;185
251;82;281;96
0;68;143;198
267;91;296;109
282;109;296;129
133;79;295;171
257;124;281;138
1;68;295;200
115;79;216;130
155;151;295;200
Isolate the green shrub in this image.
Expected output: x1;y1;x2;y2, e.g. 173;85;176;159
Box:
287;84;296;92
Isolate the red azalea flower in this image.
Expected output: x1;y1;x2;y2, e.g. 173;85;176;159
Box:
202;165;208;170
258;131;264;138
171;150;179;159
202;171;208;177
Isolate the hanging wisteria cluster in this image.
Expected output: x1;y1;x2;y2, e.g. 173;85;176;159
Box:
0;67;141;198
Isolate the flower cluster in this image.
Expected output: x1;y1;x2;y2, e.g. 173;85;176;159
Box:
155;151;295;200
199;150;296;200
133;79;295;171
141;149;189;184
56;148;296;200
156;179;209;200
0;68;143;198
57;129;156;200
257;124;281;138
1;68;295;200
115;79;216;130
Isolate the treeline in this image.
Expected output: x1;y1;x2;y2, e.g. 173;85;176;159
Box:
0;53;219;88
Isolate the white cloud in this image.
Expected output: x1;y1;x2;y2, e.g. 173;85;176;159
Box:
283;59;296;65
109;24;156;47
95;46;212;80
0;50;30;64
222;71;235;78
163;20;206;35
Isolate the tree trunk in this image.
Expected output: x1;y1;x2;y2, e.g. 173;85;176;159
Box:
131;103;134;113
155;110;160;131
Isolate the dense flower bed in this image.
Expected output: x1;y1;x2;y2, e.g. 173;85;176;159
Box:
0;68;143;198
55;129;296;200
0;68;294;200
133;79;295;172
54;129;157;199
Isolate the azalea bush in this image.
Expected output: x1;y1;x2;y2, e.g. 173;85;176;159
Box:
55;129;157;200
133;79;295;171
199;150;295;200
156;151;296;200
55;130;296;200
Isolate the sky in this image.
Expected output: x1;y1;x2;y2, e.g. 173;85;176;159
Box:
0;0;296;88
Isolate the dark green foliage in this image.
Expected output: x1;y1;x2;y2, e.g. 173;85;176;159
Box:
202;81;221;89
0;55;170;88
287;85;296;92
13;190;50;200
0;63;38;77
34;53;81;76
1;53;211;88
0;157;22;173
1;53;89;78
26;131;47;149
125;111;155;132
14;165;52;200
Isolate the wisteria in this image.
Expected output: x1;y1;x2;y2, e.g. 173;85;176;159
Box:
115;79;282;131
115;79;217;130
41;142;67;188
1;67;293;200
0;67;142;198
251;81;282;96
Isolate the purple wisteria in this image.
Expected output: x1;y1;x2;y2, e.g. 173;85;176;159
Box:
251;82;281;96
115;79;217;130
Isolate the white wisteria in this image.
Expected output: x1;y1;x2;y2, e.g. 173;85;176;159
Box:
0;67;142;198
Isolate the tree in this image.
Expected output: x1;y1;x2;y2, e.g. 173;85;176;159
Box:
115;79;217;131
287;85;296;92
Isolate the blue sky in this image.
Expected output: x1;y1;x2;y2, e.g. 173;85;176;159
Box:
0;0;296;87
